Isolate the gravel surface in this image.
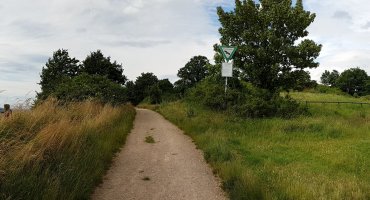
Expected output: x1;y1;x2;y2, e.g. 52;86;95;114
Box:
92;108;227;200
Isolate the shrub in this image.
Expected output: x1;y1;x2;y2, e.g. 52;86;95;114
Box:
187;77;306;118
53;73;127;105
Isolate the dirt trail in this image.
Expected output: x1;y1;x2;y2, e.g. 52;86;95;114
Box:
92;108;227;200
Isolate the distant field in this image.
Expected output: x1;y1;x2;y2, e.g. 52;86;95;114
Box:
0;100;135;200
157;92;370;199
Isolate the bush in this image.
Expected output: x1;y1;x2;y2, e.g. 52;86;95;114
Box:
311;85;344;95
53;73;127;105
187;77;306;118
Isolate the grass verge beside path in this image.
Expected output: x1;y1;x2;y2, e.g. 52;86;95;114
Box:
0;99;136;200
156;93;370;200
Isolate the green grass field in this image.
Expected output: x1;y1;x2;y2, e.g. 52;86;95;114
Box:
0;100;136;200
157;92;370;200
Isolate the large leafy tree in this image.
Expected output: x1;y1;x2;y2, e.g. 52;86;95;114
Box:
38;49;80;100
321;70;340;86
177;56;210;90
217;0;322;93
336;68;369;95
82;50;127;85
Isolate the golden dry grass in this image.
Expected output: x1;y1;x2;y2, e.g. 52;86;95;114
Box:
0;99;135;199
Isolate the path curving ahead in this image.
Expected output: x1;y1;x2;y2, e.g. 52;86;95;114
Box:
92;109;227;200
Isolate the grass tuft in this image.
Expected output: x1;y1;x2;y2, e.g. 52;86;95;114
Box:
145;136;155;143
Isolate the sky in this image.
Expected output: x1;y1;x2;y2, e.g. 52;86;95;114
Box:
0;0;370;105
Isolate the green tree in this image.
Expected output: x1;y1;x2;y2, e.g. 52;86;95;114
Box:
158;79;174;94
129;73;159;105
336;68;369;95
177;56;210;91
82;50;127;85
321;70;339;86
216;0;321;94
38;49;80;100
287;70;317;91
149;83;162;104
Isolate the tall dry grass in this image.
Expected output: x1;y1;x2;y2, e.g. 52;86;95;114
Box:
0;99;135;200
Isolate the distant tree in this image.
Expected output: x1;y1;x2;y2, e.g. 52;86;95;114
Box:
216;0;322;94
283;70;317;91
321;70;339;86
177;56;210;91
38;49;80;100
128;73;159;105
336;68;369;95
82;50;127;85
158;79;174;94
125;81;137;104
148;83;162;104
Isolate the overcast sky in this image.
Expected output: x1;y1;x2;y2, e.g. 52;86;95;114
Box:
1;0;370;105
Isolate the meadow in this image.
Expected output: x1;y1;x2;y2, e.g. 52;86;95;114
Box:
0;99;135;200
157;92;370;200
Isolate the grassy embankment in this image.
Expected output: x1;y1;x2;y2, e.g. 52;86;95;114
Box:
0;99;135;200
157;92;370;200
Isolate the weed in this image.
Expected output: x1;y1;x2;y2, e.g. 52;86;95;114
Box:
145;136;155;143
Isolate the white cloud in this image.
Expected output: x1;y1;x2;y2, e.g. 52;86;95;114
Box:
0;0;227;105
305;0;370;81
1;0;370;105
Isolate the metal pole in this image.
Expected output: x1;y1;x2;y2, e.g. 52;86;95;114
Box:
225;77;228;94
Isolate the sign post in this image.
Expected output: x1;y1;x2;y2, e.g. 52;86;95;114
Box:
219;46;237;94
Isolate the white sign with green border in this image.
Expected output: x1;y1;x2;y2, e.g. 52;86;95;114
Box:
219;46;237;62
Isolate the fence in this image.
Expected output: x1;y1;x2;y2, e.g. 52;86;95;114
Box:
303;101;370;106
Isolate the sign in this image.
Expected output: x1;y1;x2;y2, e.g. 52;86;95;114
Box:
219;46;237;62
222;62;233;77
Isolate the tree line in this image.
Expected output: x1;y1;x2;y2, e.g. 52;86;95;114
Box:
37;49;212;106
38;0;361;118
321;68;370;96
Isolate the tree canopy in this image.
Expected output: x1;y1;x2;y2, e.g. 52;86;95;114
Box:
38;49;80;100
177;56;210;89
82;50;127;85
321;70;339;87
38;49;128;104
336;68;369;95
217;0;321;93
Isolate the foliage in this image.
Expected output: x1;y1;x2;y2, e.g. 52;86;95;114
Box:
307;84;344;95
38;49;80;100
53;73;127;105
336;67;369;96
158;79;174;94
283;70;317;91
158;94;370;199
38;49;129;105
320;70;340;87
129;73;159;105
148;83;162;104
82;50;127;85
0;100;136;200
176;56;210;93
187;77;306;118
216;0;321;93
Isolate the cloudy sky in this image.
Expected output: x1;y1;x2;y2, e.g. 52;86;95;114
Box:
0;0;370;105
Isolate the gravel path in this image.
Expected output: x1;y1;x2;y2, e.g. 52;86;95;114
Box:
92;108;227;200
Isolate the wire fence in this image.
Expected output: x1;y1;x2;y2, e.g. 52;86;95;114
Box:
303;101;370;106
